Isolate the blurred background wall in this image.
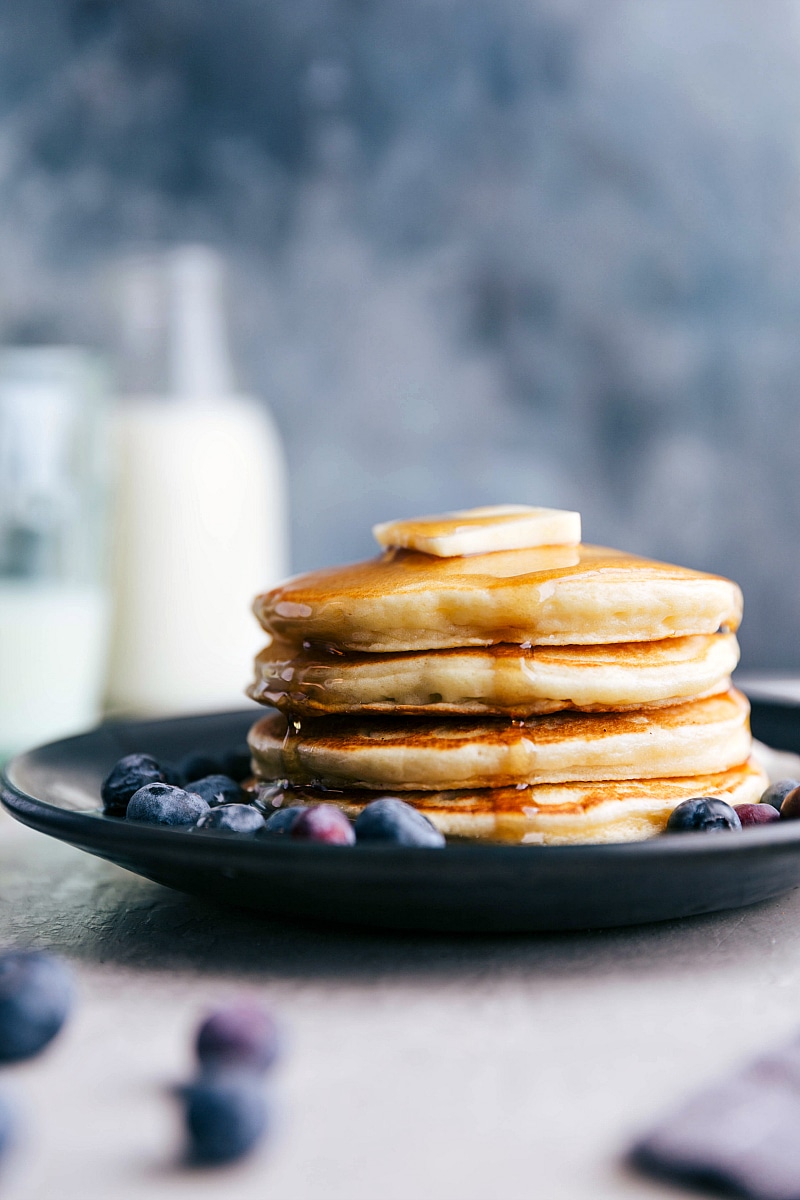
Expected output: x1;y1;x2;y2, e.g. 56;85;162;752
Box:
0;0;797;667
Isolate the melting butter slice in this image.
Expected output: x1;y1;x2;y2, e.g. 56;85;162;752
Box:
372;504;582;558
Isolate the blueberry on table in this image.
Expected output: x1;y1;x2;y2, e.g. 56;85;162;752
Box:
184;1076;268;1164
196;1004;279;1074
0;951;73;1062
761;778;800;811
126;784;209;827
354;797;445;847
101;754;166;816
179;754;221;784
197;806;265;835
290;806;355;845
666;797;742;833
190;776;243;808
733;803;781;827
262;806;306;835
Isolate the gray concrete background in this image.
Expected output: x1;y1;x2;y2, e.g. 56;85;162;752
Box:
0;805;798;1200
2;1;800;667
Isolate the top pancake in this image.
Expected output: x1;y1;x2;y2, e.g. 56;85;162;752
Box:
255;544;742;653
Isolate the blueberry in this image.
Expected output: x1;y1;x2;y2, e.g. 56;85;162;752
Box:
761;779;800;812
197;805;265;835
101;754;166;816
180;754;221;784
126;783;209;827
290;805;355;845
354;797;445;847
190;775;243;808
261;806;306;835
734;803;781;827
184;1076;268;1164
666;797;743;833
220;748;252;783
196;1004;279;1074
0;951;73;1061
781;786;800;820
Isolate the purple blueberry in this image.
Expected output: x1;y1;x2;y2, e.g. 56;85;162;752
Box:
179;754;221;784
196;1004;279;1074
761;779;800;812
190;776;243;808
0;951;74;1061
354;797;445;847
261;806;306;835
126;783;209;827
666;797;742;833
101;754;166;816
184;1076;268;1164
290;806;355;845
197;805;265;835
734;803;781;827
220;748;252;783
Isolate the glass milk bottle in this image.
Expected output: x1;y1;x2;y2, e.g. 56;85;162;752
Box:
0;349;111;759
104;246;288;716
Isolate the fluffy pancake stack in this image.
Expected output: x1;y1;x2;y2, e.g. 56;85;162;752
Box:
248;507;767;844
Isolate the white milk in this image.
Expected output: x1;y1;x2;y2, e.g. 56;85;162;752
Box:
104;246;288;716
105;397;286;715
0;583;109;759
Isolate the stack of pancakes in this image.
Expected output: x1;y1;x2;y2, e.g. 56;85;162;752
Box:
247;512;766;844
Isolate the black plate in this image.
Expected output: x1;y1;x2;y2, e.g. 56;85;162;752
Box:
2;703;800;933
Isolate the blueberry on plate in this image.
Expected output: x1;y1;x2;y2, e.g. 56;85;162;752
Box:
354;797;445;847
261;806;306;835
101;754;166;816
761;779;800;812
190;775;243;808
196;1003;279;1074
0;950;74;1062
666;797;742;833
197;805;265;835
290;806;355;845
780;786;800;820
179;754;221;784
184;1076;268;1164
733;803;781;827
126;784;209;827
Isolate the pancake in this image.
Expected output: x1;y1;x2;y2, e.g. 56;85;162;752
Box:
254;544;742;653
250;632;739;718
253;759;768;845
248;688;752;791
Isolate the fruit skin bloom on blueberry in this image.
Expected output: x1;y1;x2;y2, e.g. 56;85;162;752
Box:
101;754;166;816
190;775;243;808
0;950;74;1062
197;805;265;835
126;783;210;827
354;797;445;847
183;1077;268;1165
666;797;742;833
196;1004;279;1074
262;805;306;834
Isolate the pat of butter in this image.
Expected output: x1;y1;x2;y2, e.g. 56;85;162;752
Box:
372;505;581;558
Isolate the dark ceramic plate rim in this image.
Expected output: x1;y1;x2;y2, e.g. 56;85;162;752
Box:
2;703;800;869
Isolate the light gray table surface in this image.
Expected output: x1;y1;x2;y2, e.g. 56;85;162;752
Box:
0;805;796;1200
